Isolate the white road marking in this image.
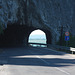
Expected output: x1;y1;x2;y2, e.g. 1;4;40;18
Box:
29;50;70;75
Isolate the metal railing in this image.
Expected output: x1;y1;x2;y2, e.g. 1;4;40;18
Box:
28;43;47;47
28;43;75;54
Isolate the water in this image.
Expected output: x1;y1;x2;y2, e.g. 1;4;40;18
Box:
29;39;46;44
29;39;46;47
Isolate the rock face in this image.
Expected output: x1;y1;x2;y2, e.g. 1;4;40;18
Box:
0;0;75;46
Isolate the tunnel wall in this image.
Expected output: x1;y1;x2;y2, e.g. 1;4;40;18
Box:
0;24;52;47
0;25;30;47
0;0;75;47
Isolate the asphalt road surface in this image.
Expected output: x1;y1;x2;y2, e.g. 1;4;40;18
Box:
0;47;75;75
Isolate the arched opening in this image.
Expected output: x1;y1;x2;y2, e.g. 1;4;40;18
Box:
28;29;47;47
0;23;52;47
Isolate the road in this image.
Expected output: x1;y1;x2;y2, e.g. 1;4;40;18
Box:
0;47;75;75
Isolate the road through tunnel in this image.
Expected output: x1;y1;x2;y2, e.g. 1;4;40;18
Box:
0;24;52;47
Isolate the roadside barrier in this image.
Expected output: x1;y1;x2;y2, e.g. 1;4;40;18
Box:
28;43;75;54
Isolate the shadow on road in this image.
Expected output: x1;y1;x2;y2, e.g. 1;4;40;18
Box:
0;47;75;67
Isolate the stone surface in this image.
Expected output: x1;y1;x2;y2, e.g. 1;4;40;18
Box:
0;0;75;45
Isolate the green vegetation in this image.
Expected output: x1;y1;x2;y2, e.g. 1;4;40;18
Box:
57;33;75;48
69;35;75;47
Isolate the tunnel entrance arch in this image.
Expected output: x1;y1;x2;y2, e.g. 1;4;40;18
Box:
28;28;52;45
28;29;47;44
0;24;52;47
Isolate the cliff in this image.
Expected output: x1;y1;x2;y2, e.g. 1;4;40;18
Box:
0;0;75;46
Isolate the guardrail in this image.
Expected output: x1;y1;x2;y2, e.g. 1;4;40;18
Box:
70;47;75;54
28;43;47;47
28;43;75;54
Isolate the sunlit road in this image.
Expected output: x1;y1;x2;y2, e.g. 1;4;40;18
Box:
0;47;75;75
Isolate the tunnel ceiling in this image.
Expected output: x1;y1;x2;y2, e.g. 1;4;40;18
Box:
0;0;75;46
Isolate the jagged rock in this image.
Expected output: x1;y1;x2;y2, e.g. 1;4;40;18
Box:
0;0;75;46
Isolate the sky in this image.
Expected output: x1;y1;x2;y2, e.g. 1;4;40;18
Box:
30;29;45;35
29;29;46;39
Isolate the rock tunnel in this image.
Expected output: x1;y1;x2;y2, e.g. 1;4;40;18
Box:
0;0;74;47
0;24;52;47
